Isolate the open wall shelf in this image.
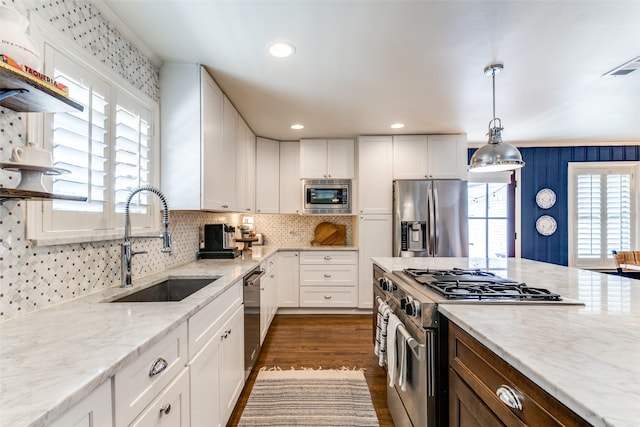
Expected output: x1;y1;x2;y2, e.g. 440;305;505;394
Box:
0;65;83;112
0;188;87;204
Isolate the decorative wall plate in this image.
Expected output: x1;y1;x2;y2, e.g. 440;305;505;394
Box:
536;215;557;236
536;188;556;209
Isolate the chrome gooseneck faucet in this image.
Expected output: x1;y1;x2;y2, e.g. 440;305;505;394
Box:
121;185;172;288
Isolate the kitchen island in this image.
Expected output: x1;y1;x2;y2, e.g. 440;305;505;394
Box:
373;256;640;427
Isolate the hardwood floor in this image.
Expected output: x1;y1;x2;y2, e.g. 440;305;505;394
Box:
227;314;394;426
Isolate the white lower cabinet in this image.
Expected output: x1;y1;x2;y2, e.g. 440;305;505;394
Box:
114;323;189;427
357;215;392;308
129;369;190;427
299;251;357;308
217;305;245;422
277;251;299;307
188;282;244;427
47;379;112;427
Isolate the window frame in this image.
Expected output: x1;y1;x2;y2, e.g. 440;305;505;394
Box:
567;161;639;269
25;14;160;245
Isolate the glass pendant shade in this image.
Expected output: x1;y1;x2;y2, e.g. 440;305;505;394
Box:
468;64;525;173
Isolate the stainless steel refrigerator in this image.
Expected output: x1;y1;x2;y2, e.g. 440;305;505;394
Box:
393;180;469;257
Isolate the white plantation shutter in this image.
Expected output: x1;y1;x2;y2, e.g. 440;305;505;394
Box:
575;173;601;259
30;42;159;242
570;163;637;268
50;68;108;213
114;99;152;215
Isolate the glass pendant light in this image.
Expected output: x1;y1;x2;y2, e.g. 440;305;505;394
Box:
469;64;525;173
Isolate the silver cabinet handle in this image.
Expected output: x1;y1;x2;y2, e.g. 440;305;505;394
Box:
496;385;523;410
323;273;332;278
159;403;171;416
324;255;332;260
149;357;168;377
324;295;332;299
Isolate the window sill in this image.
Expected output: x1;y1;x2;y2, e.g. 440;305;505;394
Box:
29;230;123;247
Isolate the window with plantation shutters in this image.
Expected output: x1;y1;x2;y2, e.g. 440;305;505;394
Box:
569;162;638;268
27;41;159;243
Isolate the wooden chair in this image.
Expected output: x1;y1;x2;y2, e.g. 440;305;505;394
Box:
612;250;640;278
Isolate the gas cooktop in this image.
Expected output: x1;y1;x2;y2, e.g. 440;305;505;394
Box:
400;268;563;302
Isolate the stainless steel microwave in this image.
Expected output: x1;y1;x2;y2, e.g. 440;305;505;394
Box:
302;179;352;215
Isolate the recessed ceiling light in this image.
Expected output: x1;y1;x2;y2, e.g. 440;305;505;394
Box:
290;124;304;130
390;123;405;129
269;42;296;58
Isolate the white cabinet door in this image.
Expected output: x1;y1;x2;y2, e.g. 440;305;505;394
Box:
236;117;256;213
277;251;299;307
255;137;280;213
214;96;238;211
393;134;468;180
357;136;393;214
426;134;468;179
218;305;245;424
357;215;392;308
327;139;354;179
300;139;354;179
189;325;222;427
299;139;329;178
392;135;429;179
129;369;190;427
279;141;302;214
161;64;224;210
48;380;112;427
200;70;225;210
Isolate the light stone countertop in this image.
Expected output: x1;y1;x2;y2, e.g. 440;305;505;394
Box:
372;256;640;427
0;244;358;427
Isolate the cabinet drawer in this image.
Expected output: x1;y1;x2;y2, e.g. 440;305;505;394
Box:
449;322;589;427
299;265;357;287
300;287;356;307
299;251;357;265
114;323;188;427
129;368;190;427
189;281;242;358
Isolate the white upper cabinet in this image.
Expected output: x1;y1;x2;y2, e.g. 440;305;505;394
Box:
279;140;302;214
300;139;354;179
161;64;222;210
255;137;280;213
236;117;256;213
392;134;467;180
357;135;393;214
161;64;242;211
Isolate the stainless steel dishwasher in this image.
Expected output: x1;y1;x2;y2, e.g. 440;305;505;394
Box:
243;266;264;379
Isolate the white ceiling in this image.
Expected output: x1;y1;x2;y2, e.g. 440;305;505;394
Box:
97;0;640;145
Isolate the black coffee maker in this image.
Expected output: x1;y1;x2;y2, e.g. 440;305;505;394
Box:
198;224;241;259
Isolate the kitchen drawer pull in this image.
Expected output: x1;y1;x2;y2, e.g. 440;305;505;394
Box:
323;273;332;278
496;385;523;410
148;357;168;377
324;255;332;260
324;295;332;299
159;403;171;416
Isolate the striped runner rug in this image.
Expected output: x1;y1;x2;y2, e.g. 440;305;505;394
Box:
238;368;379;426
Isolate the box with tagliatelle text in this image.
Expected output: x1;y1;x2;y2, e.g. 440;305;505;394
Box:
1;54;69;96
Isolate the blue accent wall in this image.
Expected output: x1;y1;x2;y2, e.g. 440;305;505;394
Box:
469;145;640;266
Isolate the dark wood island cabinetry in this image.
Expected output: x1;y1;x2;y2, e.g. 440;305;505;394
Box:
448;322;590;427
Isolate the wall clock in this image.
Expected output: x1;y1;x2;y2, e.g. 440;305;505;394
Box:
536;188;556;209
536;215;557;236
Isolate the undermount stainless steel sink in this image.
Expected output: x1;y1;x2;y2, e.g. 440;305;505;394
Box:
110;277;219;302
